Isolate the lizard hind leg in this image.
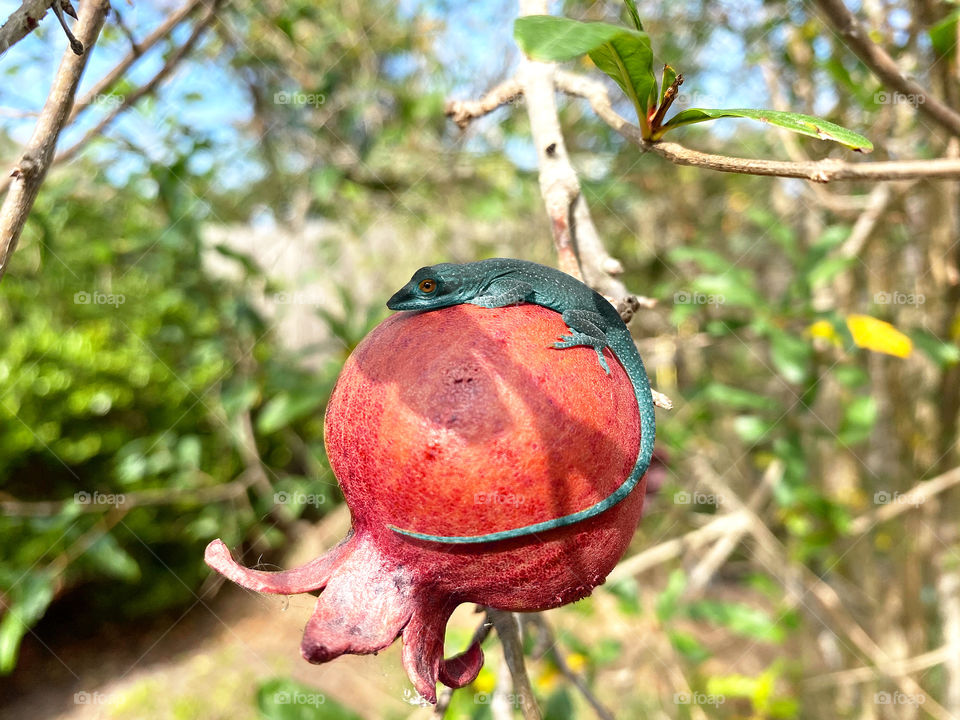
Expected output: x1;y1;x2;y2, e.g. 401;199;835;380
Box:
552;309;611;375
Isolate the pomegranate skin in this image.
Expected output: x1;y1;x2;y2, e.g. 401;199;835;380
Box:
206;302;647;702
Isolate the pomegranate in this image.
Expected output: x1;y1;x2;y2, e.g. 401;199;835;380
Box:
205;303;648;702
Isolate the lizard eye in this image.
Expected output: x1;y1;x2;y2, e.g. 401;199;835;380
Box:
418;279;437;293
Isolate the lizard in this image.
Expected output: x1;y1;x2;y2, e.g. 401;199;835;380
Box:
385;257;656;544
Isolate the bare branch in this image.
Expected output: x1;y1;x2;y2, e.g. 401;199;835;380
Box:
0;468;262;516
526;615;616;720
0;0;56;57
848;465;960;534
0;0;210;198
52;0;221;168
694;460;955;720
812;0;960;137
446;78;523;129
805;642;960;688
554;69;960;182
488;610;542;720
0;0;110;282
71;0;206;122
607;511;751;582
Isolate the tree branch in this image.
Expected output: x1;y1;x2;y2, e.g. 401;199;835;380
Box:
489;609;542;720
70;0;206;123
526;614;616;720
812;0;960;137
51;0;221;168
553;69;960;182
0;0;110;282
0;0;56;57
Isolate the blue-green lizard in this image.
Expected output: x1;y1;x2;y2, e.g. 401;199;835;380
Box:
385;258;656;544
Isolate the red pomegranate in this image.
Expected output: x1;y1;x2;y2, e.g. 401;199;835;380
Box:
205;303;648;702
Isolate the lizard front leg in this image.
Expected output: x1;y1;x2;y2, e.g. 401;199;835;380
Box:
553;309;612;374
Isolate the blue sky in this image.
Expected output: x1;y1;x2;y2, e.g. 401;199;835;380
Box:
0;1;782;189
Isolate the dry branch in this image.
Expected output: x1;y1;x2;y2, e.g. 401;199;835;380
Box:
0;0;110;282
489;609;542;720
52;0;221;168
694;460;955;720
812;0;960;137
848;465;960;534
0;0;57;56
553;70;960;182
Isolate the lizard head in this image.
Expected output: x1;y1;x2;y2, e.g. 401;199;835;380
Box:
387;263;468;311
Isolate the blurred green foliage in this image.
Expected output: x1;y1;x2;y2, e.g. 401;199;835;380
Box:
3;0;960;717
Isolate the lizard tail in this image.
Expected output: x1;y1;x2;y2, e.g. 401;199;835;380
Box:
390;333;656;545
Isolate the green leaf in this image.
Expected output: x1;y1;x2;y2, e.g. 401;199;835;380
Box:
256;389;327;435
655;569;687;622
702;383;779;411
734;415;774;443
687;600;786;643
910;329;960;368
604;576;641;615
256;677;363;720
622;0;644;31
667;629;711;664
514;16;656;128
769;329;812;384
658;108;873;151
0;573;55;673
85;533;141;582
544;688;575;720
807;255;855;289
930;10;960;58
838;395;877;445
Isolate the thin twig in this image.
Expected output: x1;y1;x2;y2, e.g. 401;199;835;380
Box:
0;468;261;516
805;641;960;688
0;0;110;282
446;79;523;128
51;0;221;168
607;511;750;582
680;460;782;600
0;0;56;57
526;615;616;720
446;68;960;182
812;0;960;137
848;464;960;534
70;0;205;124
489;609;542;720
553;69;960;182
694;459;955;720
